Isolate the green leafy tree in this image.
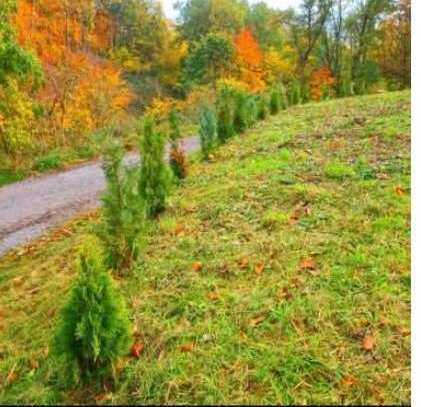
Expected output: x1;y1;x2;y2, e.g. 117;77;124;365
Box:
54;240;131;383
177;0;247;42
97;138;144;271
138;117;171;218
199;106;217;159
184;33;234;89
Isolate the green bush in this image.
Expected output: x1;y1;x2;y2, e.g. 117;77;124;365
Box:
97;139;144;271
257;95;268;121
34;152;63;172
217;94;234;143
54;241;131;384
138;117;171;218
233;93;248;134
199;106;217;159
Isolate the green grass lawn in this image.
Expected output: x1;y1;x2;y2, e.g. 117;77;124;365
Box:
0;91;410;404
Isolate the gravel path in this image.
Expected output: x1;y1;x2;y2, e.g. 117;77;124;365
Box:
0;136;200;256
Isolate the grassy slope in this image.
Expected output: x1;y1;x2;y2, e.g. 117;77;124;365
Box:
0;91;410;405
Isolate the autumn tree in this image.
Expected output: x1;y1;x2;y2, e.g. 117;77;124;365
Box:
234;28;265;91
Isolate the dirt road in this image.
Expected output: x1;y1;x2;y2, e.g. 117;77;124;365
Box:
0;136;200;256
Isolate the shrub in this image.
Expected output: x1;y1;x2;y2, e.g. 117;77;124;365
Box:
257;95;268;121
54;240;131;384
199;106;217;159
138;117;171;218
169;144;187;180
245;96;258;127
287;81;301;105
233;93;248;134
97;139;144;271
269;88;281;115
34;151;62;172
217;94;234;143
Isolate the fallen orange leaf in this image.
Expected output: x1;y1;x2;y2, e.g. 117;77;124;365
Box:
341;375;358;387
362;335;375;351
249;315;266;327
238;257;249;269
395;186;405;196
300;258;316;270
192;261;203;272
131;342;144;358
207;292;220;301
254;262;265;275
180;343;194;352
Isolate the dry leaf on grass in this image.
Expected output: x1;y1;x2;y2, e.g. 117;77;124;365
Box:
362;335;375;351
207;292;220;301
238;257;249;269
192;261;203;272
131;342;144;358
180;343;194;352
254;262;265;275
249;315;266;327
395;186;405;196
341;375;358;387
299;258;316;270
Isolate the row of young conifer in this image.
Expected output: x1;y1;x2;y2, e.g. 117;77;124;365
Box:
53;84;297;386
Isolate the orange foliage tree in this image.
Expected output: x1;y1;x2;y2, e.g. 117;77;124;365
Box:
15;0;132;146
234;28;265;92
309;67;335;101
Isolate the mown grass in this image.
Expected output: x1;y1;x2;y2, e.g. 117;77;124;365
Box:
0;90;410;404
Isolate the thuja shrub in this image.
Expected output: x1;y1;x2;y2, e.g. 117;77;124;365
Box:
245;96;258;127
269;88;281;115
138;117;171;218
54;241;131;384
97;139;143;271
288;81;301;105
217;93;234;143
257;95;268;121
233;92;248;134
199;106;217;159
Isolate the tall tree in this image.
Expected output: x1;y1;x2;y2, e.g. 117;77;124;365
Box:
283;0;333;88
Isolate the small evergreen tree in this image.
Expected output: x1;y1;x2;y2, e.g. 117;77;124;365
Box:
288;81;301;105
217;94;234;143
257;95;268;121
138;117;171;218
199;106;217;159
245;96;258;127
54;241;131;384
269;88;281;115
233;92;248;134
97;139;144;271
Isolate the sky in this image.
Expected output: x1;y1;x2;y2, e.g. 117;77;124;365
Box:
160;0;302;20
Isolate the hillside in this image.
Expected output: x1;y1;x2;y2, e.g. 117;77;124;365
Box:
0;91;410;405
